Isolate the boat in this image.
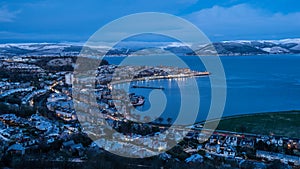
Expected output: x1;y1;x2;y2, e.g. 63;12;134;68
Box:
129;94;145;106
131;97;145;106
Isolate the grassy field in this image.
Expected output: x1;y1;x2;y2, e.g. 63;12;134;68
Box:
204;111;300;138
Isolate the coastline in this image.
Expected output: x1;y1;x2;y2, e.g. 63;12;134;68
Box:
109;71;210;85
103;53;300;58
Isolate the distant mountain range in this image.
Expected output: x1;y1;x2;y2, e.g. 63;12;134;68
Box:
1;38;300;57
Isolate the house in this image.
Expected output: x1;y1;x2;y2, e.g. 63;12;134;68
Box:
209;135;219;144
225;136;237;146
155;141;167;151
239;139;254;148
35;121;52;131
184;147;198;154
7;144;25;155
47;138;55;144
70;143;84;156
278;138;284;146
184;132;194;140
62;140;75;149
185;154;203;163
271;137;277;145
62;140;85;156
159;153;171;160
205;143;221;154
132;148;151;158
224;146;236;157
22;139;38;147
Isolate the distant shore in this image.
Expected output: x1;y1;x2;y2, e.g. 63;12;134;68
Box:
109;71;210;85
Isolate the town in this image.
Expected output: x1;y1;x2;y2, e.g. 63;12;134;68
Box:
0;56;299;169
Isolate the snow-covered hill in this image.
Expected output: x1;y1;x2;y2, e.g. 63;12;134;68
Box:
0;43;82;57
215;38;300;55
0;38;300;57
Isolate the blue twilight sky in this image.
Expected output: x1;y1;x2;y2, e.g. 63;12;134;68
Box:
0;0;300;43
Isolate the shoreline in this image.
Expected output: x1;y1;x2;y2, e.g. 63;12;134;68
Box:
102;53;300;58
150;110;300;127
109;71;210;85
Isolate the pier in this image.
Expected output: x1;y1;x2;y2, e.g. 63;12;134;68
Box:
131;85;164;90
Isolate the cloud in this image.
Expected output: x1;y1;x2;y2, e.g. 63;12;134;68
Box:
0;31;89;43
185;4;300;40
0;6;21;22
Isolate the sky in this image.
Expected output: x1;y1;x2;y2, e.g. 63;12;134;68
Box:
0;0;300;43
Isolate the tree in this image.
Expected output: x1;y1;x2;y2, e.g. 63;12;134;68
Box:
167;117;173;125
19;105;35;118
157;117;164;124
71;133;93;147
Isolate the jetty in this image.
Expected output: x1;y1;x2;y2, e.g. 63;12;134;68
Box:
131;85;164;90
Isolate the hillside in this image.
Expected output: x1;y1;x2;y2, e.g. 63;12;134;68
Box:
1;38;300;57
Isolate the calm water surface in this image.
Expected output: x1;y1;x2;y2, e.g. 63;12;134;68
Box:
105;55;300;123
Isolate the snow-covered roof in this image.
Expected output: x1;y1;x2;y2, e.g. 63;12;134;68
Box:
185;154;203;163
